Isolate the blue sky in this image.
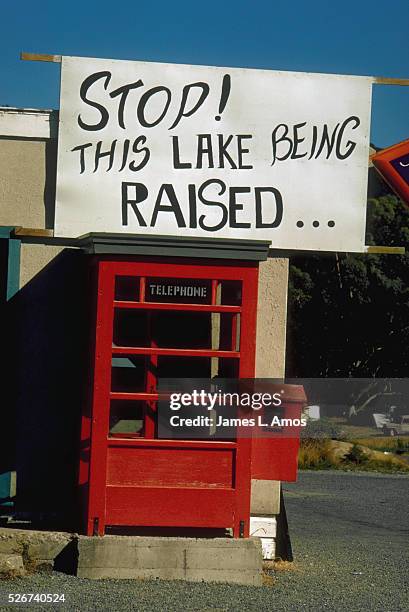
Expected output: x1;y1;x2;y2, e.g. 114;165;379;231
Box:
1;0;408;148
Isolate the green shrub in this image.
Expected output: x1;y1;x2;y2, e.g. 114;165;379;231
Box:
343;444;369;465
301;417;344;440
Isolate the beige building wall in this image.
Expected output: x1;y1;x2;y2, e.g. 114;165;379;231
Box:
0;138;46;228
19;243;66;288
0;112;63;287
255;257;289;378
252;258;288;516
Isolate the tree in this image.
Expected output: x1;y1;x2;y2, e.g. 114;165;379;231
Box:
286;195;409;409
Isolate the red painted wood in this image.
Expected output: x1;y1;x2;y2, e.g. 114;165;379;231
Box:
253;438;301;482
211;279;218;305
106;446;234;487
110;392;159;401
112;347;240;358
114;301;241;313
108;260;258;280
139;276;146;302
107;438;237;450
251;385;307;482
86;263;116;535
78;261;101;530
231;314;238;351
232;266;259;537
145;308;157;438
106;486;235;527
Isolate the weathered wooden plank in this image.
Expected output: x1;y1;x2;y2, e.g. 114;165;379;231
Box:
106;486;235;527
113;301;241;313
365;245;405;254
374;76;409;86
112;346;240;358
106;446;234;487
20;52;61;63
14;227;54;237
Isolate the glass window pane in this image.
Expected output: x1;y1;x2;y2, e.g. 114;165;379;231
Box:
111;356;146;392
109;400;144;435
152;311;211;349
115;276;140;301
220;280;242;306
113;310;149;347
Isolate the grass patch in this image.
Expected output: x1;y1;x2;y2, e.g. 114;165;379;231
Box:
343;454;409;473
298;438;409;473
354;436;409;453
0;568;23;580
298;439;333;470
271;560;296;572
262;560;296;585
261;572;276;586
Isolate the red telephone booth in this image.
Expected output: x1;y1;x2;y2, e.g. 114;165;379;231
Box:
78;235;270;537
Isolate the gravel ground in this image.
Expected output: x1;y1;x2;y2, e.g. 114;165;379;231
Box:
0;470;408;611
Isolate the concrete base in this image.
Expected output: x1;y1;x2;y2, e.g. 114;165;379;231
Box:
0;552;25;576
77;536;262;585
250;517;277;560
0;527;77;575
249;481;282;561
250;480;280;515
0;527;263;585
0;527;73;565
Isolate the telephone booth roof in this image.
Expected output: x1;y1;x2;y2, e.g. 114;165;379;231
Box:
76;233;271;261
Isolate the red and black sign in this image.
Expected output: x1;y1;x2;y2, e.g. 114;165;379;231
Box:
372;139;409;206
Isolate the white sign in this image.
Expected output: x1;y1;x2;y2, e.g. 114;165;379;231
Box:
55;56;373;252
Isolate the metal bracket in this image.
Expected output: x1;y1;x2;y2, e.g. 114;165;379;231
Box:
92;517;100;536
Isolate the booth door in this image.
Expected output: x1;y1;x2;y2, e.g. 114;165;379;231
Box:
81;259;258;536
